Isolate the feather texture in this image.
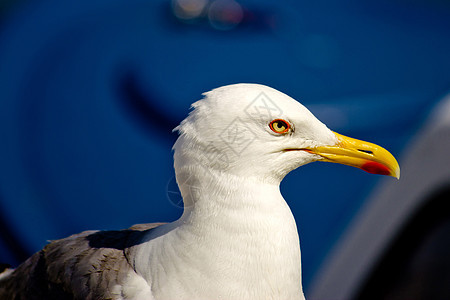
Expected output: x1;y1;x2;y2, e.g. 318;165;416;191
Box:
0;223;163;300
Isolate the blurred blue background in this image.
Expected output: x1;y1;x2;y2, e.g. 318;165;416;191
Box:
1;0;450;298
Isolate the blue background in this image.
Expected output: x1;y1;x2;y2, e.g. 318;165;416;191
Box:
1;0;449;295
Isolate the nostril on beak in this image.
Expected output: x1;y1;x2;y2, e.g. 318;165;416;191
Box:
358;149;374;155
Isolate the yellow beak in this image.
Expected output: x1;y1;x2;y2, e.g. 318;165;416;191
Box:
308;132;400;179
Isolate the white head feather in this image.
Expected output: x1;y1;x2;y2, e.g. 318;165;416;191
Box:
174;83;337;183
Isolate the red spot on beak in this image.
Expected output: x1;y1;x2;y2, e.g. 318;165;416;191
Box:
361;161;391;176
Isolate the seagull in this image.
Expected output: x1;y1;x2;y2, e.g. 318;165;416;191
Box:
0;84;399;300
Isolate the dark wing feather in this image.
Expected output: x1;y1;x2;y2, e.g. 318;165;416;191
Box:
0;223;163;300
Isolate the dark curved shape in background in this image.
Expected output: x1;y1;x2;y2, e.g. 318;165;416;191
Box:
356;186;450;300
0;195;30;264
117;71;181;143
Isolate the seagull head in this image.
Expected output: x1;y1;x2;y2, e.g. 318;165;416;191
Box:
174;83;400;184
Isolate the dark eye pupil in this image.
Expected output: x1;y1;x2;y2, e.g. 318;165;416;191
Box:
276;121;286;128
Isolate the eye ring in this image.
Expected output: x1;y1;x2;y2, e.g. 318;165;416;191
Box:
269;119;290;134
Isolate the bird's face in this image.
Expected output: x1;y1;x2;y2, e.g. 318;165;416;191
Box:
174;84;399;183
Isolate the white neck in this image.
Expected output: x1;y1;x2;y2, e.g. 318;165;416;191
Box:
131;168;305;300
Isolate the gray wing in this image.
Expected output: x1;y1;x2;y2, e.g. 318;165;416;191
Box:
0;223;163;300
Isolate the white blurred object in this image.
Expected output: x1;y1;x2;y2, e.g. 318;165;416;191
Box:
309;92;450;300
172;0;208;20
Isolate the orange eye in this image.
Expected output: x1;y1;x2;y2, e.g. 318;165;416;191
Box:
269;119;290;134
